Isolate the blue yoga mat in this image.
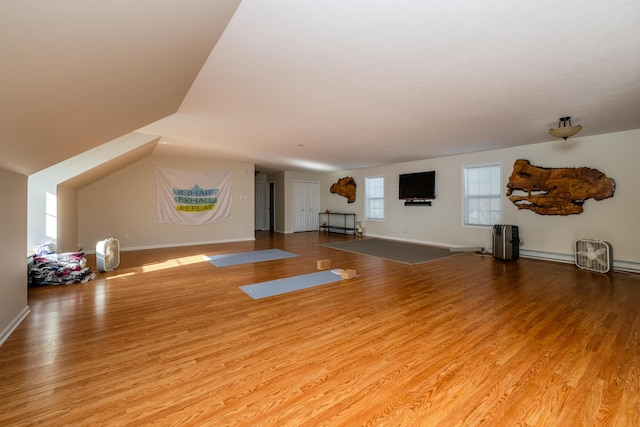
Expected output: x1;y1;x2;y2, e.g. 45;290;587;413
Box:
240;270;344;299
206;249;297;267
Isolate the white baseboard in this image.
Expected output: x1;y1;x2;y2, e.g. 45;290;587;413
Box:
613;260;640;274
85;237;255;254
363;234;640;274
519;249;574;264
0;305;30;347
520;249;640;274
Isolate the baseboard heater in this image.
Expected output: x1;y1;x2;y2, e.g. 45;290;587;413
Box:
492;224;520;261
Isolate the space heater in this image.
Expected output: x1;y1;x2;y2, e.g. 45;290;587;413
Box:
492;225;520;261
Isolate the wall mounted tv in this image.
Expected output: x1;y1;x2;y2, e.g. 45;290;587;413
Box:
399;171;436;200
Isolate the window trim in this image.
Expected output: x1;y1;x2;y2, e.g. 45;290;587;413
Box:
365;175;385;221
462;163;502;228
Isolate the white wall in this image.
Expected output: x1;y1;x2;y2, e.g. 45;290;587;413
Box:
27;133;159;252
322;130;640;269
72;129;639;265
0;167;29;346
57;185;79;253
78;155;256;251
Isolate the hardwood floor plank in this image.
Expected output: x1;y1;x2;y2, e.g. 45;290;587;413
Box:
2;231;640;425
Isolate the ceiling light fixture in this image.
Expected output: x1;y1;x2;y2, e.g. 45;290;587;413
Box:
549;116;582;140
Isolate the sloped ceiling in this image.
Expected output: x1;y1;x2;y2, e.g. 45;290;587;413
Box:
1;1;639;177
0;0;241;175
57;134;160;190
142;0;640;173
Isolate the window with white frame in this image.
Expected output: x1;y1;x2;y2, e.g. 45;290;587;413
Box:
365;176;384;220
463;164;501;226
45;192;57;240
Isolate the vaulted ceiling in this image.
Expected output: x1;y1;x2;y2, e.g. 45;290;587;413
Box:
2;0;639;177
0;0;241;175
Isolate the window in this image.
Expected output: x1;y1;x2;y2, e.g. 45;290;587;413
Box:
365;176;384;220
45;192;57;240
463;164;501;226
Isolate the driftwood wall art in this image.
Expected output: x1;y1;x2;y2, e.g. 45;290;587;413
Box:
330;177;357;203
507;159;615;215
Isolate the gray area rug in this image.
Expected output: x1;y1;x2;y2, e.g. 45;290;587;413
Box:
322;238;457;265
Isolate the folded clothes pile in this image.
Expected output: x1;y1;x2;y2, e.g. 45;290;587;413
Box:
29;251;96;286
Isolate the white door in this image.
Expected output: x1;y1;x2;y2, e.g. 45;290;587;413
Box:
293;181;306;232
293;181;320;232
305;182;319;230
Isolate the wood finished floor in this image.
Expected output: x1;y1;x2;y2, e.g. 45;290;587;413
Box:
2;231;640;426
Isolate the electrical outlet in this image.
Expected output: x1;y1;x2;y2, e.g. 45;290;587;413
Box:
124;233;129;239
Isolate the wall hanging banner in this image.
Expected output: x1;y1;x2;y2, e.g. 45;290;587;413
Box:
154;166;232;225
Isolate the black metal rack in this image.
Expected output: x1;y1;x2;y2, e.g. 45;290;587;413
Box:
319;212;356;234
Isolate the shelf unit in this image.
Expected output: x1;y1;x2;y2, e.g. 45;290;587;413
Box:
319;212;356;235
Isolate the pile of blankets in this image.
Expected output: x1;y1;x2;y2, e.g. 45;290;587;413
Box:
29;251;96;286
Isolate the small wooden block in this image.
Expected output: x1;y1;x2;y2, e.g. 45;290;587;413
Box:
340;269;356;279
317;259;331;270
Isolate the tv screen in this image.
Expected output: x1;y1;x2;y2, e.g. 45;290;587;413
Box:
399;171;436;200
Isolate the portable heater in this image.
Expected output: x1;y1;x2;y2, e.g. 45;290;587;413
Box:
492;225;520;261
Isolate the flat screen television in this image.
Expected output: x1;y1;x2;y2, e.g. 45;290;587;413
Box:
399;171;436;200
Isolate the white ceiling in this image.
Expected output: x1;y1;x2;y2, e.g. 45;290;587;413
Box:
2;1;640;176
0;0;241;175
